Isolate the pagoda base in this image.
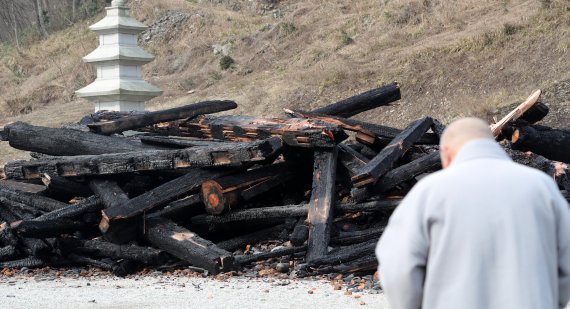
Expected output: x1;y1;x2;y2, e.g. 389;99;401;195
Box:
95;101;145;112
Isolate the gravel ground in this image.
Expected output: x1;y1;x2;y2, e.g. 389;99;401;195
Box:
0;274;390;309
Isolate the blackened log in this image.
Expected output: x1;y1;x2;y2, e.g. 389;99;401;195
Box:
298;255;377;277
0;225;19;247
0;180;46;194
306;148;338;262
4;137;282;180
511;126;570;163
201;163;294;215
0;256;45;269
33;196;102;222
67;253;113;271
0;245;19;261
87;100;238;135
308;239;377;266
10;219;86;238
235;245;307;266
505;148;569;190
338;143;369;178
147;194;202;220
518;101;549;124
179;116;347;148
101;169;229;232
216;224;287;251
335;199;401;214
191;199;401;226
351;152;441;202
285;109;438;145
331;226;385;246
352;117;433;188
1;121;154;156
140;136;229;149
431;119;446;138
0;222;51;257
0;197;44;218
42;175;92;200
145;217;234;274
290;218;309;246
89;179;129;210
0;186;68;212
58;238;168;265
311;83;401;118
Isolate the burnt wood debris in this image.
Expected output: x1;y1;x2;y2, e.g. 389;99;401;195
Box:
0;85;568;277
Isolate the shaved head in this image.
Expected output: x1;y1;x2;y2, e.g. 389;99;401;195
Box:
439;117;494;168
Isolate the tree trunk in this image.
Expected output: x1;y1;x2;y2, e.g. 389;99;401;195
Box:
34;0;49;38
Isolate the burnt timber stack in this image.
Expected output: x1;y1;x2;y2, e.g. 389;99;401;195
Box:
0;84;568;278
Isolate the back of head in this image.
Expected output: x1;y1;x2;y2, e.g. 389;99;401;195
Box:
439;117;494;168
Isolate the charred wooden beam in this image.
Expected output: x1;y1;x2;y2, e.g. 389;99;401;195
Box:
0;256;45;269
518;101;549;124
192;199;401;226
308;239;377;266
338;143;369;178
235;245;307;266
306;148;338;262
351;152;441;202
510;125;570;163
0;197;44;218
145;217;234;274
285;109;438;145
505;148;569;190
140;136;229;149
1;122;155;156
290;218;309;246
5;137;282;180
147;194;203;220
216;224;288;251
0;180;46;194
201;163;294;215
87;100;238;135
101;169;228;233
0;223;51;258
58;238;168;265
331;226;385;246
10;219;86;238
0;245;19;262
179;116;347;148
90;179;139;244
352;117;433;188
33;196;102;222
42;175;92;201
0;186;68;212
298;255;378;277
311;83;401;118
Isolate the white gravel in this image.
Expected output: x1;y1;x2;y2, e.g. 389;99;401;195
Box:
0;275;391;309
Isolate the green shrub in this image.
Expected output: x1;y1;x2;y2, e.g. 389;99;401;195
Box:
503;23;519;36
220;56;234;70
279;23;297;37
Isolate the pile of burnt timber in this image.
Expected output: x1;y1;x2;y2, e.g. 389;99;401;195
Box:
0;84;568;278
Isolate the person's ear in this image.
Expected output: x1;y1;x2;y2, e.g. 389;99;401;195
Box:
440;146;452;169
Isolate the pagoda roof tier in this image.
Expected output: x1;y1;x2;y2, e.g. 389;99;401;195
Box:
83;45;154;63
76;79;163;100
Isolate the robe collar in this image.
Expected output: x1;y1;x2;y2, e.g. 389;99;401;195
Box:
450;139;511;167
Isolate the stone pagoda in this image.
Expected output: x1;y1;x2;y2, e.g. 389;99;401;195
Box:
76;0;162;111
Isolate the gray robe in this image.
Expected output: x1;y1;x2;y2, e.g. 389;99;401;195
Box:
376;139;570;309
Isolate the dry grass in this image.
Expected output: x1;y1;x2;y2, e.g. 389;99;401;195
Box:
0;0;569;164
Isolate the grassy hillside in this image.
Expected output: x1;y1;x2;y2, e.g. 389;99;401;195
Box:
0;0;569;163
